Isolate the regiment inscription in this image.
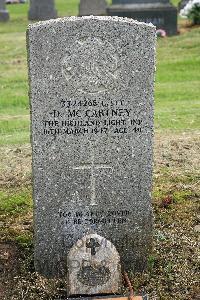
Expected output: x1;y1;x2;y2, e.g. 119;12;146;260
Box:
43;101;143;137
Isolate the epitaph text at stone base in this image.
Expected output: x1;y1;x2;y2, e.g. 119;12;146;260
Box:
27;16;156;280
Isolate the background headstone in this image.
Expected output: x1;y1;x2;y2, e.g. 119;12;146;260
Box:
0;0;9;22
108;0;177;35
113;0;168;3
67;234;122;295
28;0;57;21
79;0;107;16
27;16;156;284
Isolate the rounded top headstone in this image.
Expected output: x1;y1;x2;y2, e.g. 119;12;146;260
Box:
67;233;122;295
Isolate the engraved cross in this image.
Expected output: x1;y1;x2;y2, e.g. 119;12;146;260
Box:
73;148;112;205
86;238;100;256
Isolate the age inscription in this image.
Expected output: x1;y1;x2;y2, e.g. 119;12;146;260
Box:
42;98;143;137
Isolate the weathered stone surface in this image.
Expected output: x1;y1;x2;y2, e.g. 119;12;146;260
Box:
194;225;200;233
108;0;177;35
28;0;57;21
79;0;107;16
27;16;156;280
0;0;9;22
67;234;121;295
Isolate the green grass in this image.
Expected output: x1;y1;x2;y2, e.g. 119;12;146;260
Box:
0;1;200;145
0;189;32;215
155;28;200;131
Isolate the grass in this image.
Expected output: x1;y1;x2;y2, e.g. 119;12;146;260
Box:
155;27;200;131
0;2;200;144
0;132;199;299
0;188;32;215
0;3;199;297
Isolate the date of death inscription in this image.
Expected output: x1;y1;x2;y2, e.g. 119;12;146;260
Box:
59;209;131;226
42;99;144;137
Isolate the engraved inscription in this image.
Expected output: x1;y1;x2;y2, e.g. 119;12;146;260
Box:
77;266;111;286
62;37;119;94
59;209;131;226
42;100;143;138
138;17;165;26
86;238;101;256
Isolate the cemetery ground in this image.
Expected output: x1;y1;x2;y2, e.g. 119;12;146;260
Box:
0;1;200;300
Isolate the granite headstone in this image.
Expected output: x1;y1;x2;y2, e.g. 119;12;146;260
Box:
108;0;177;35
28;0;57;21
79;0;107;16
27;16;156;293
0;0;9;22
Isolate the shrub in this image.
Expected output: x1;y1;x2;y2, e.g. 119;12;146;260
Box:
180;0;200;25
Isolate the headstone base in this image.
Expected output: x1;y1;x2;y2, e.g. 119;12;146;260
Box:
0;9;9;22
107;3;177;35
55;296;148;300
